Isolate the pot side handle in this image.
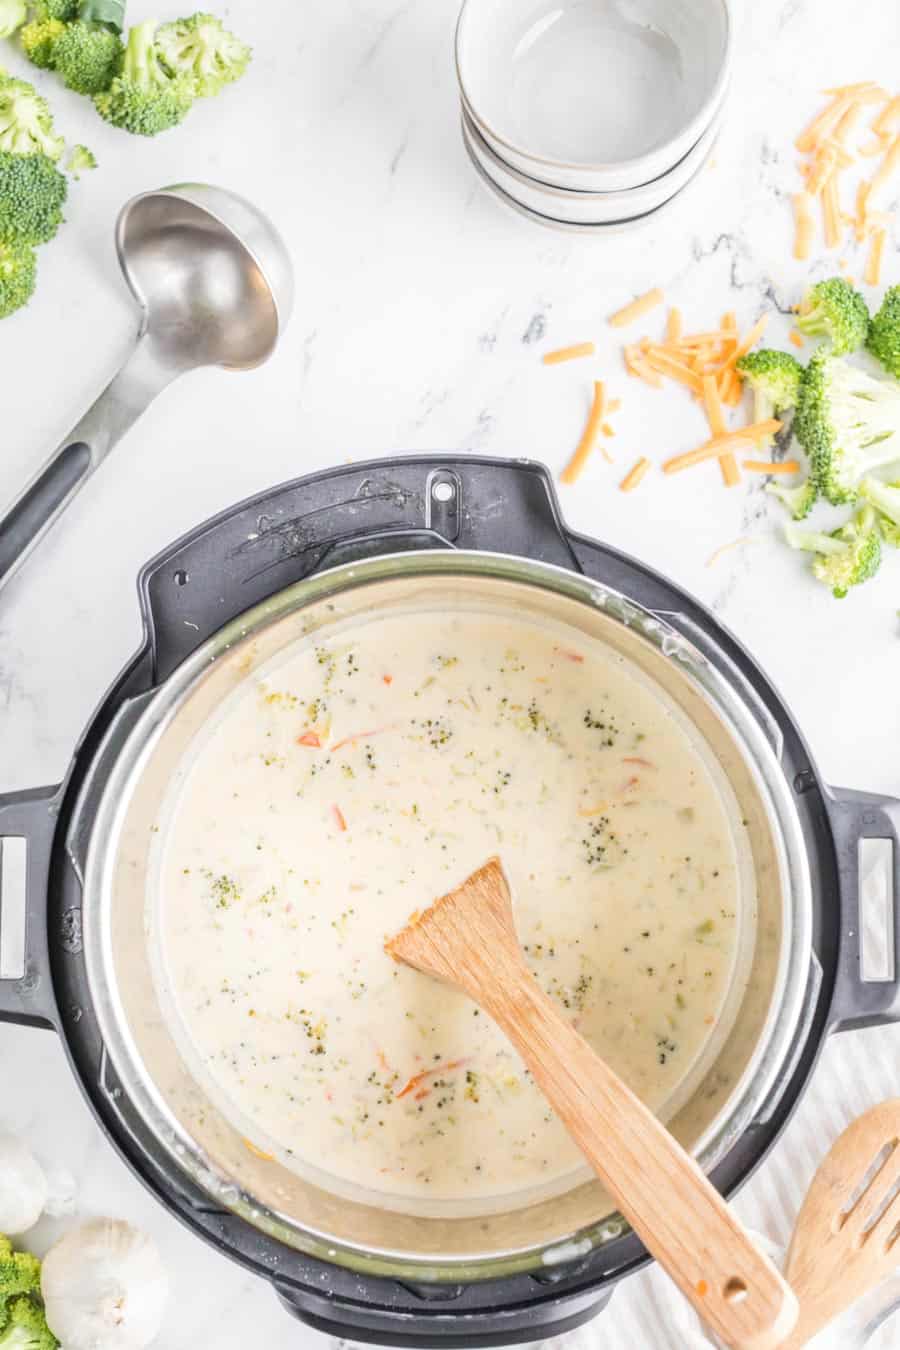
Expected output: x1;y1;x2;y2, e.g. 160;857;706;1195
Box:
828;786;900;1032
0;787;60;1030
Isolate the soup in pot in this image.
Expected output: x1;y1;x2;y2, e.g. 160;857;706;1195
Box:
153;606;748;1210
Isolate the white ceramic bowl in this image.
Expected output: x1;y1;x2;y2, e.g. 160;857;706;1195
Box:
461;100;722;226
456;0;732;192
462;120;710;234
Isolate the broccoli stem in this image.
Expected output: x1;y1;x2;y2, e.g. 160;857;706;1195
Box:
861;477;900;529
752;390;775;437
784;524;847;556
123;18;155;84
796;304;828;337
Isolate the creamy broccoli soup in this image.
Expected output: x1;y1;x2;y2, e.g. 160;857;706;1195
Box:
154;608;746;1209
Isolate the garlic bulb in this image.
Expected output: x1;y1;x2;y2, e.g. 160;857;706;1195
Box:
0;1131;48;1234
41;1218;168;1350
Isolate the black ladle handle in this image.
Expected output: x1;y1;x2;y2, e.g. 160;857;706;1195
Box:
0;442;93;588
0;334;180;594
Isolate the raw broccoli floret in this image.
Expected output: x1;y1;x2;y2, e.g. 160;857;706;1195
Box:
867;286;900;380
0;151;66;243
785;504;883;598
796;277;870;355
52;19;123;94
0;0;26;39
736;348;803;445
767;477;817;520
0;1238;41;1304
0;237;36;318
813;509;882;597
794;349;900;505
0;74;64;159
19;18;65;69
65;142;95;177
36;0;78;19
0;1295;58;1350
94;20;193;136
0;1240;56;1350
860;476;900;546
156;12;250;98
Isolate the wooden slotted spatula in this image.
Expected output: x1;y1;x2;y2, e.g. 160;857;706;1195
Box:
386;857;797;1350
779;1099;900;1347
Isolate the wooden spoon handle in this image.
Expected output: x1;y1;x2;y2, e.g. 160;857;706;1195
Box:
490;973;798;1350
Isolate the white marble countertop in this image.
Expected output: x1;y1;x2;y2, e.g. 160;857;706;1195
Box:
2;0;900;1345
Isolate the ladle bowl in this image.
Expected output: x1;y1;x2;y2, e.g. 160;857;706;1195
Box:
0;183;293;592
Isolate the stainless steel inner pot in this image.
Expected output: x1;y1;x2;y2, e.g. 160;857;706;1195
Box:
81;551;812;1282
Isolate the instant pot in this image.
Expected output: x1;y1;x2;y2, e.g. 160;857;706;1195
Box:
2;455;898;1346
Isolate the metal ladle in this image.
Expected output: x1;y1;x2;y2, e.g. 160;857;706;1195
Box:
0;183;293;592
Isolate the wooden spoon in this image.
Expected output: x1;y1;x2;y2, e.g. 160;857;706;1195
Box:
386;857;797;1350
780;1099;900;1347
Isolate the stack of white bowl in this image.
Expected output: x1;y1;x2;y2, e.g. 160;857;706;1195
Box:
455;0;734;231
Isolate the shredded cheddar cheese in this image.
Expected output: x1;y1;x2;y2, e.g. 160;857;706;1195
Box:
793;193;815;260
727;314;770;366
795;95;854;154
560;381;605;485
663;421;783;475
619;457;651;492
855;181;871;240
624;345;664;387
643;347;703;392
865;226;886;286
543;342;596;365
742;459;801;474
243;1138;276;1162
706;537;752;568
719;455;741;486
807;147;838;196
701;372;738;484
674;330;732;347
822;174;841;248
833;102;865;146
868;134;900;202
829;145;858;170
792;82;900;254
822;81;886;99
609;288;664;328
874;95;900;135
553;302;781;494
724;374;744;407
701;374;726;437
